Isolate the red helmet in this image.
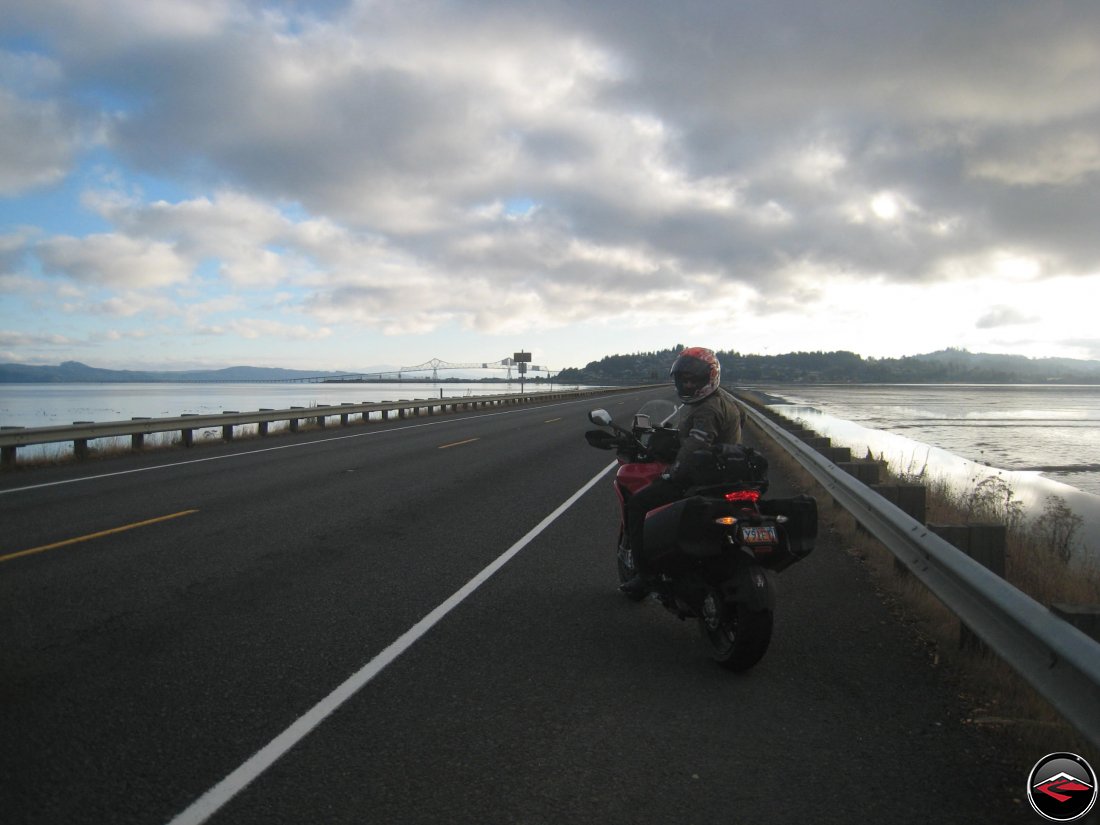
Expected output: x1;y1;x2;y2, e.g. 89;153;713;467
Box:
670;347;721;403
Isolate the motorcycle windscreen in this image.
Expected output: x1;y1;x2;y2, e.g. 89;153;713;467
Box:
636;399;680;427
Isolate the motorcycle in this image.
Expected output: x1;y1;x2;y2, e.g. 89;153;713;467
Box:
585;399;817;671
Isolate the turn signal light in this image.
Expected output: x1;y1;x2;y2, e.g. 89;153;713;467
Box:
714;516;738;526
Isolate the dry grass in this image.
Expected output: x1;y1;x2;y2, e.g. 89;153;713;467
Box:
918;472;1100;608
749;416;1100;768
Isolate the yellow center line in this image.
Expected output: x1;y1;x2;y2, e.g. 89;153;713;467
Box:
544;417;562;423
438;437;480;450
0;509;200;564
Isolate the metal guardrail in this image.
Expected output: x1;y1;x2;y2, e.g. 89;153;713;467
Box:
0;386;642;466
741;401;1100;751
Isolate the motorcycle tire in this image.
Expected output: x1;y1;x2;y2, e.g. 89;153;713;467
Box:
616;530;647;602
699;594;773;672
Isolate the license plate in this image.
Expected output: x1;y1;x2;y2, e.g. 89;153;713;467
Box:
741;525;778;545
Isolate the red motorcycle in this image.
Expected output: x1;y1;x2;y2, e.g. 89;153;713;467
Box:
586;400;816;671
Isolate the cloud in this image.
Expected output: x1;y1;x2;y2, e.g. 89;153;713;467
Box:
968;130;1100;187
976;306;1039;330
0;330;73;347
2;0;236;58
76;291;182;318
0;88;79;195
38;233;191;288
195;317;333;342
2;0;1100;365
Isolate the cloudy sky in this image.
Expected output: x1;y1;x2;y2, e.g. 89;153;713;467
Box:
2;0;1099;373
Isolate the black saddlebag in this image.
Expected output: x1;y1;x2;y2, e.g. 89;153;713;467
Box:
676;444;769;491
757;495;818;572
641;495;738;572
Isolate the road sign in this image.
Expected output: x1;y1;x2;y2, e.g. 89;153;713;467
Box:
513;352;532;363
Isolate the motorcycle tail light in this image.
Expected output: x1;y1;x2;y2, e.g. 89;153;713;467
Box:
724;489;761;503
714;516;738;526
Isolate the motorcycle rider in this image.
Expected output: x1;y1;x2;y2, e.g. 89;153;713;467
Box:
621;346;743;597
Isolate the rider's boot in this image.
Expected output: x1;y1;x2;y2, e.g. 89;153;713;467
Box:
619;574;651;596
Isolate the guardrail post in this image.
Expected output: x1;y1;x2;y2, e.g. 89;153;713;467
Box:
290;407;303;432
929;523;1007;652
872;484;928;523
821;446;852;463
2;426;23;468
838;459;884;485
180;414;198;448
873;484;928;577
73;421;92;460
130;417;151;451
222;412;238;442
1050;604;1100;644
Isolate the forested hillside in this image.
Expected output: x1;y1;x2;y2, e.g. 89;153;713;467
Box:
555;347;1100;385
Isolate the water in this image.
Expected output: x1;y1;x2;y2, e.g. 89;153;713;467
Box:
746;384;1100;560
0;381;576;429
0;381;584;461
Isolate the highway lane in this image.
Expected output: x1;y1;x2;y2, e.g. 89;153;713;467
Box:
0;389;646;823
1;388;1026;824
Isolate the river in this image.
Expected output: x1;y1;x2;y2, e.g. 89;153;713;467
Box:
0;381;573;429
0;380;583;460
745;383;1100;562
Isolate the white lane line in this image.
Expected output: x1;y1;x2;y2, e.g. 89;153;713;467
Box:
165;458;619;825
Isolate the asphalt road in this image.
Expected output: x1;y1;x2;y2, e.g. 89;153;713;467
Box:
1;387;1032;824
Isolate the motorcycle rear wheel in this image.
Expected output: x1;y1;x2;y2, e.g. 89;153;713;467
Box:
699;593;773;672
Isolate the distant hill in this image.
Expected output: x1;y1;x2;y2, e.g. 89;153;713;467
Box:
5;349;1100;384
0;361;351;383
554;346;1100;385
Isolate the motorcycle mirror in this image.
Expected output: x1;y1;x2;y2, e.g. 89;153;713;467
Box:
588;409;613;427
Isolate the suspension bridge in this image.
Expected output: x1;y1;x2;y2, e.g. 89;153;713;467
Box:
297;357;557;383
